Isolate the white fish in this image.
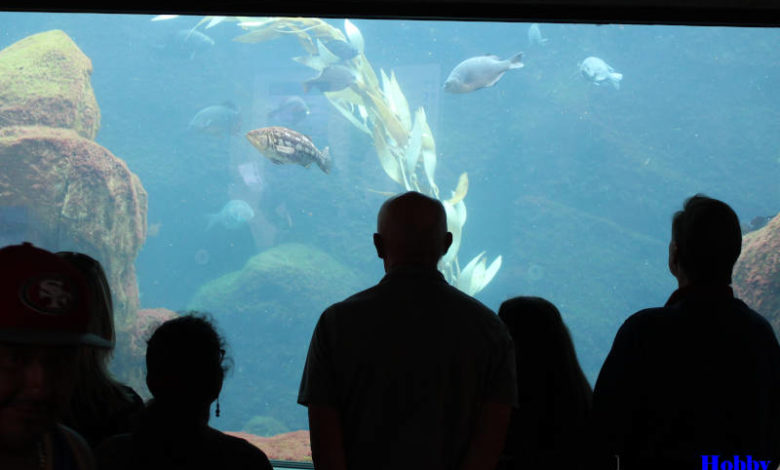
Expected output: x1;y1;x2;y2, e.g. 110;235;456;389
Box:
579;56;623;90
151;15;179;21
528;23;548;46
207;200;255;230
444;53;524;93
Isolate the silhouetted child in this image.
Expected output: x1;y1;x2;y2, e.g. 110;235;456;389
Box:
96;313;272;470
57;251;144;449
497;296;592;470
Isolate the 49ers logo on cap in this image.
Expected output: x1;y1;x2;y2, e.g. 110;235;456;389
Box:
20;275;76;315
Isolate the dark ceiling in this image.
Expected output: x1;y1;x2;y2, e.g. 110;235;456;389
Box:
2;0;779;26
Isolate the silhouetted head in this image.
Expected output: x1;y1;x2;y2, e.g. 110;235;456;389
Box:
498;296;592;432
669;194;742;286
146;313;228;411
373;192;452;271
499;296;574;367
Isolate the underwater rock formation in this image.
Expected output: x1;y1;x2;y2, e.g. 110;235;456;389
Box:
0;30;147;331
0;125;147;326
189;242;362;323
241;415;290;437
225;431;311;462
0;30;100;139
189;243;363;431
734;213;780;334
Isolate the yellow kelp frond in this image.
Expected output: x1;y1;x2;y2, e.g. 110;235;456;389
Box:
447;173;469;206
440;200;463;267
344;19;364;54
359;87;408;147
327;89;371;135
421;115;438;198
381;69;411;131
356;54;380;91
372;124;405;187
404;108;425;175
233;27;285;43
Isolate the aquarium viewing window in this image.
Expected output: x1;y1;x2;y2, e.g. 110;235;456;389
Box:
0;8;778;464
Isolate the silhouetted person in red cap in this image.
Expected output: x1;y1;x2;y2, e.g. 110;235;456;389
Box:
0;242;112;470
299;191;517;470
591;195;780;470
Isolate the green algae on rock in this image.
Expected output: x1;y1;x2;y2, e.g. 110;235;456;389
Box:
0;30;100;139
189;242;363;321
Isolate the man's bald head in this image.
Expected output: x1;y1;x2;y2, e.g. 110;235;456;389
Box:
374;192;452;271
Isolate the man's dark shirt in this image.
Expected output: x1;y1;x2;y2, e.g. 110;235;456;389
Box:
298;267;517;469
591;284;780;469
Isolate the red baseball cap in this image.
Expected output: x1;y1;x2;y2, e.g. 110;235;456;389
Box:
0;242;111;347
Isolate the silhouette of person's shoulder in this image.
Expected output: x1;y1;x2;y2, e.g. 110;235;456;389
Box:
96;429;273;470
205;428;273;469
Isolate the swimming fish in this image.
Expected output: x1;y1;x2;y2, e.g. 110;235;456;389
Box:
741;215;775;233
172;29;215;59
246;126;331;174
443;53;524;93
188;102;241;136
303;65;357;93
579;56;623;89
268;96;310;126
207;200;255;230
528;23;549;46
322;39;359;60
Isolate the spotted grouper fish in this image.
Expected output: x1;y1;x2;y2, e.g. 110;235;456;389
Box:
246;126;331;174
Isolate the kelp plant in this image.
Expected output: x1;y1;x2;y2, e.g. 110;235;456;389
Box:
229;16;501;296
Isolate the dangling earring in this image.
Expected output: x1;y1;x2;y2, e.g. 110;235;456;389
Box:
216;399;221;418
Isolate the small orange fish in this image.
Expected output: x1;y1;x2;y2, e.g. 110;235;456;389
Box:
246;126;331;174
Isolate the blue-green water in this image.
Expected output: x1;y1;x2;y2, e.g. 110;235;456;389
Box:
1;13;778;435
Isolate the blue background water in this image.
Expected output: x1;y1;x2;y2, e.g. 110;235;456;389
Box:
1;13;778;435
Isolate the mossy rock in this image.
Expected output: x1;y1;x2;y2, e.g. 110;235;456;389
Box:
0;30;100;139
0;125;147;328
189;242;362;326
242;415;290;437
734;214;780;335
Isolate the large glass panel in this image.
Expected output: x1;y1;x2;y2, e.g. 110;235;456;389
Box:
0;12;777;462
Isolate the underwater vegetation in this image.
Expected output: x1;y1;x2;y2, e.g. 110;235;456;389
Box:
232;17;501;296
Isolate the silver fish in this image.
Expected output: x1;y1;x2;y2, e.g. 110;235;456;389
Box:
268;96;310;126
246;126;331;174
444;53;524;93
322;39;359;60
303;65;356;93
188;102;241;136
579;56;623;89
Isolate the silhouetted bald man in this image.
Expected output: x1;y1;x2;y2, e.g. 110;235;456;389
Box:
299;192;517;470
